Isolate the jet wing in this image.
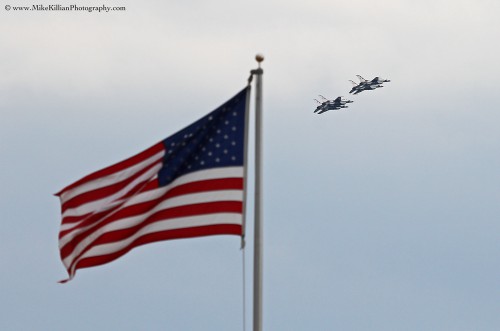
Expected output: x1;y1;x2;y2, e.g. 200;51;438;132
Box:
349;87;358;94
356;75;367;82
316;108;331;114
314;105;324;113
317;104;342;114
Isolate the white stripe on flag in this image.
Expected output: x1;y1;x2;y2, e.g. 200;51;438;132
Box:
80;213;242;259
67;213;242;277
58;167;244;231
61;163;163;218
59;150;165;202
60;188;243;258
61;167;245;269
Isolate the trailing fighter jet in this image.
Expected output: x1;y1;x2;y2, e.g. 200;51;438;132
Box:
314;95;353;114
319;95;353;106
315;102;345;114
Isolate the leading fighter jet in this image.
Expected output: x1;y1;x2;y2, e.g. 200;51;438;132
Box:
349;75;390;94
349;80;382;94
357;75;391;85
349;80;367;94
314;95;353;114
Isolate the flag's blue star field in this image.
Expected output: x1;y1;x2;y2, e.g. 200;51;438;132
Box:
158;88;248;186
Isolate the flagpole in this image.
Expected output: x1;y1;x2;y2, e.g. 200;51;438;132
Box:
252;54;264;331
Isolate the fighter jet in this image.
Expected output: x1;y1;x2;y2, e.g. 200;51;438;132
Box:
357;75;391;85
348;80;365;94
349;81;383;94
319;95;353;106
349;75;390;94
315;102;345;114
314;95;353;114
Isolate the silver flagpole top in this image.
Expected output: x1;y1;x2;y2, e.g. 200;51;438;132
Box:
249;54;264;83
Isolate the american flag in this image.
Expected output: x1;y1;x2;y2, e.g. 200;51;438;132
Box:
56;88;249;282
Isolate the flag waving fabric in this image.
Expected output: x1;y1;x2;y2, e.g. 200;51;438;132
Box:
56;87;249;282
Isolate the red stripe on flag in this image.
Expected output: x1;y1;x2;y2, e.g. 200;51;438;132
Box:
56;142;164;196
59;180;160;228
165;178;243;197
60;160;162;212
73;224;242;271
60;192;243;260
65;202;243;272
78;201;242;249
59;177;240;238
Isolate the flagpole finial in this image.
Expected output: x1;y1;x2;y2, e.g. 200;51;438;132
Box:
255;54;264;66
249;54;264;83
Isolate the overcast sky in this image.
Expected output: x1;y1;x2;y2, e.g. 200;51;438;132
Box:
1;1;499;330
